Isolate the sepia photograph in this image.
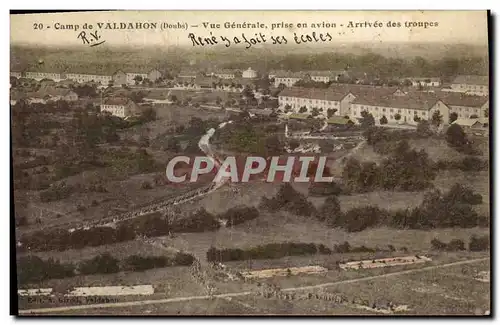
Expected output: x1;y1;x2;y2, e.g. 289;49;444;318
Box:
10;10;491;316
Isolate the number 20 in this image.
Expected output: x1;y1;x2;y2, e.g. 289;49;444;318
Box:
33;23;43;30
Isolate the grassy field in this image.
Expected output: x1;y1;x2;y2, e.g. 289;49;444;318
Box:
320;259;490;315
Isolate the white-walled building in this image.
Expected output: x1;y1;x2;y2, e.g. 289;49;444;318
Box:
431;92;489;124
66;73;112;84
100;97;140;118
450;75;489;96
10;71;22;78
350;93;436;126
147;69;163;82
26;88;79;104
408;77;441;87
303;71;338;83
212;69;237;79
24;71;64;81
278;87;353;117
273;72;303;88
242;67;258;79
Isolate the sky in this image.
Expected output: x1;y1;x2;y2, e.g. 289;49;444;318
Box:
10;11;488;48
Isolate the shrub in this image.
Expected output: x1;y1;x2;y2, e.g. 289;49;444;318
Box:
173;252;195;266
170;208;219;233
260;184;316;217
335;206;388;232
431;238;465;251
469;235;489;251
206;242;328;262
333;241;351;253
444;183;483;205
16;215;29;227
431;238;447;250
218;206;259;227
40;183;74;202
317;195;342;224
141;181;153;190
125;255;169;271
78;253;120;275
17;256;74;285
447;239;466;251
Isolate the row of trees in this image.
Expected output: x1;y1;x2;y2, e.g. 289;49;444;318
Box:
19;206;260;253
260;183;486;232
430;235;489;252
17;251;195;285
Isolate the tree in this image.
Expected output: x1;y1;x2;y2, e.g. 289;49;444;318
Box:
317;195;342;224
402;79;413;87
133;75;143;85
284;104;292;113
311;107;319;117
394;113;401;121
288;139;300;150
327;108;337;118
416;120;433;137
299;106;308;113
79;253;120;275
165;137;180;152
169;94;178;103
215;96;222;106
446;124;467;148
360;111;375;128
379;116;388;125
449;112;458;124
431;110;443;127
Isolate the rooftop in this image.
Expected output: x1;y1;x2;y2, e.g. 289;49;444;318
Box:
103;97;134;106
452;117;489;127
279;87;348;102
436;91;489;107
451;75;489;86
327;116;354;125
352;92;439;111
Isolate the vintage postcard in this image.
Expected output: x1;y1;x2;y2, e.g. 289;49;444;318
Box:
11;10;490;316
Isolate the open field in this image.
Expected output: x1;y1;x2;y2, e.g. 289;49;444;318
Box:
319;259;490;315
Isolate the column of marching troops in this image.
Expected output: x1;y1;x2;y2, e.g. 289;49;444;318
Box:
187;260;399;312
